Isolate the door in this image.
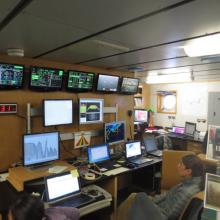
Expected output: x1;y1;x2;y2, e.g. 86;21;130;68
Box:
208;92;220;126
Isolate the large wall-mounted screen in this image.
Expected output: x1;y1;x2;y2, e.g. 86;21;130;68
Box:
120;77;139;94
0;63;24;89
43;99;73;127
79;98;104;124
96;74;119;92
66;70;95;92
29;66;64;91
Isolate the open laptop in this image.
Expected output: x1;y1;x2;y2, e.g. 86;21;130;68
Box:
143;136;162;157
87;144;118;171
125;141;152;165
44;171;93;208
169;126;186;138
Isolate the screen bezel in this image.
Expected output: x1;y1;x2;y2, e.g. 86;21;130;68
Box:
184;121;196;136
29;66;64;91
96;74;120;93
134;109;148;123
120;77;139;94
125;140;142;159
43;99;73;127
22;131;60;167
0;62;24;89
87;144;110;164
79;98;104;125
104;121;126;145
66;70;95;92
45;171;81;203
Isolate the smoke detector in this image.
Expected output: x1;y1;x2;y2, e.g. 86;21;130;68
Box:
7;48;24;57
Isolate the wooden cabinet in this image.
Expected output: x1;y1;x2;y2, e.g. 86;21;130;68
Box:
134;83;150;109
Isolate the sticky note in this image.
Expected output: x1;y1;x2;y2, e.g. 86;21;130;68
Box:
71;169;79;177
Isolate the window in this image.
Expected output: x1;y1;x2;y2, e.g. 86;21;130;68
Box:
157;91;177;114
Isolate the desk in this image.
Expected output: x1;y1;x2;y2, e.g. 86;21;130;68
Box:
6;158;162;219
168;134;203;154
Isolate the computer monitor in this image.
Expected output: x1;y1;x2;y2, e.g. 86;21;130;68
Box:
96;74;119;92
23;131;60;167
66;70;95;92
43;99;73;126
120;77;139;94
29;66;64;91
0;63;24;89
79;98;104;124
87;144;110;164
134;109;148;123
125;141;142;159
105;121;126;145
185;122;196;136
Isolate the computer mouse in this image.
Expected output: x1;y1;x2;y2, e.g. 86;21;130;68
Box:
126;163;136;169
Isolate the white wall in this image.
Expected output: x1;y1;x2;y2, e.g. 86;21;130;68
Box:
149;81;220;132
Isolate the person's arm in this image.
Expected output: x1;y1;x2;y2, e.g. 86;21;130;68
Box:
45;207;80;220
164;186;193;220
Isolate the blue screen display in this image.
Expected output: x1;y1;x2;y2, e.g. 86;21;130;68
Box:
87;144;110;163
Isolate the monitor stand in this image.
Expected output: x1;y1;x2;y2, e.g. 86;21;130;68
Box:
26;163;53;172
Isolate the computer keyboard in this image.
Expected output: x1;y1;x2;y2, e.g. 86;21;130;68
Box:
55;194;93;208
103;167;129;176
130;158;153;165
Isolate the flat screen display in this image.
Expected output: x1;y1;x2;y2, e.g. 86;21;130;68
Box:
120;77;139;94
43;99;73;126
45;171;80;202
67;70;95;91
96;74;119;92
87;144;110;164
134;109;148;122
29;66;64;90
105;121;126;145
79;98;104;124
185;122;196;136
23;131;60;167
125;141;142;159
0;63;24;89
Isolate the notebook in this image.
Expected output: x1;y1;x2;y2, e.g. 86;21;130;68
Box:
125;141;152;165
169;126;186;138
143;137;162;157
45;171;93;208
87;144;117;171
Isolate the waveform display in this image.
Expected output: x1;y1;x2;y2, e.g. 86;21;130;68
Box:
24;133;59;166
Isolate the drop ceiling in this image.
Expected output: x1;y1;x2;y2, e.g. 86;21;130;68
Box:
0;0;220;83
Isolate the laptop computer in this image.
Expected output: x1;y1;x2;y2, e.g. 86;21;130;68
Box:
125;141;152;165
169;126;186;138
143;137;162;157
44;171;93;208
87;144;117;171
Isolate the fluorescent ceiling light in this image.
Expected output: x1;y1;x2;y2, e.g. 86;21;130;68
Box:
92;39;130;52
146;72;192;84
183;33;220;57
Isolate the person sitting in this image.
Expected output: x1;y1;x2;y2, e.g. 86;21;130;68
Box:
117;154;204;220
8;193;80;220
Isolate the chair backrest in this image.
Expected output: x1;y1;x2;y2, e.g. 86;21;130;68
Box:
161;150;195;190
179;191;204;220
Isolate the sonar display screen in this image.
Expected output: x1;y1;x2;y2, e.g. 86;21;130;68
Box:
0;63;24;89
30;66;64;90
67;71;94;91
105;121;126;145
79;98;104;124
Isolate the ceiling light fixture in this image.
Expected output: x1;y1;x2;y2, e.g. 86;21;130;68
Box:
7;48;24;57
92;39;130;52
146;72;192;84
183;33;220;57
